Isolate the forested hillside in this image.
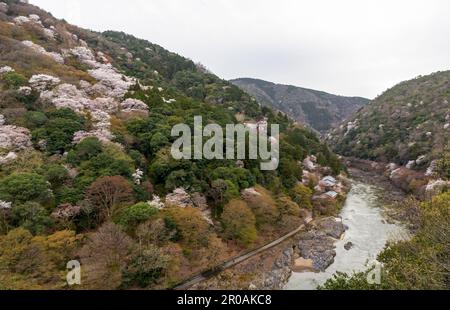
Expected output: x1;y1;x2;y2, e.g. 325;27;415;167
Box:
0;0;344;289
322;71;450;290
329;71;450;179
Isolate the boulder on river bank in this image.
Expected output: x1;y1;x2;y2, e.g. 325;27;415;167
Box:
296;217;346;272
314;217;346;239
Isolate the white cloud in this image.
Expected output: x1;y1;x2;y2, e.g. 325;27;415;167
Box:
30;0;450;98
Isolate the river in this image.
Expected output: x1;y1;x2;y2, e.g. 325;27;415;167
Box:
285;181;408;290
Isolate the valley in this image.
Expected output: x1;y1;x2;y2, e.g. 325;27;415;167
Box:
0;0;448;292
181;167;409;290
286;178;407;290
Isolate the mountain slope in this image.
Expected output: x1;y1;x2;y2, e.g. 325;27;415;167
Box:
0;0;345;290
328;71;450;175
231;78;369;133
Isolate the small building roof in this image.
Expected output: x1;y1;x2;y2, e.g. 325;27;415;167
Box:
322;176;337;183
325;191;338;199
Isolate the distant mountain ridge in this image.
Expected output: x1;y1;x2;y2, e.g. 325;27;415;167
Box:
230;78;369;133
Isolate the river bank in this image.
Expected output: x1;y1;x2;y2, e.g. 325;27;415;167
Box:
285;180;408;290
190;166;408;290
284;163;411;290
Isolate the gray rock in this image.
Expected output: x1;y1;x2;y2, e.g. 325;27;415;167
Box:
262;267;291;290
344;242;354;251
0;2;8;14
297;231;337;271
314;217;346;239
274;248;293;269
294;218;348;271
255;247;295;290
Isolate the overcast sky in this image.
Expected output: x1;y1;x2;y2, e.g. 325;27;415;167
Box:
30;0;450;98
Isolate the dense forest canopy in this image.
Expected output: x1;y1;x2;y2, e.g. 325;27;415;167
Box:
0;0;344;289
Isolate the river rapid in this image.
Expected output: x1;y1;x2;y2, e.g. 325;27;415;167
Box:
285;181;408;290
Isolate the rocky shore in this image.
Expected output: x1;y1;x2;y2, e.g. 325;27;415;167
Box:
344;157;449;200
294;217;346;272
176;132;444;291
190;162;417;290
190;216;347;290
248;217;347;289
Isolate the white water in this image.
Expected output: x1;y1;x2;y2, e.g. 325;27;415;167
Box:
285;181;407;290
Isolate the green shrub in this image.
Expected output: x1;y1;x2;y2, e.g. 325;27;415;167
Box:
319;270;385;290
24;111;48;129
436;148;450;179
122;245;169;288
55;186;84;205
290;184;313;210
208;179;240;214
0;172;51;204
38;164;69;187
31;109;86;154
165;169;195;191
211;167;255;190
11;202;54;235
117;202;158;231
67;137;103;165
2;72;27;89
